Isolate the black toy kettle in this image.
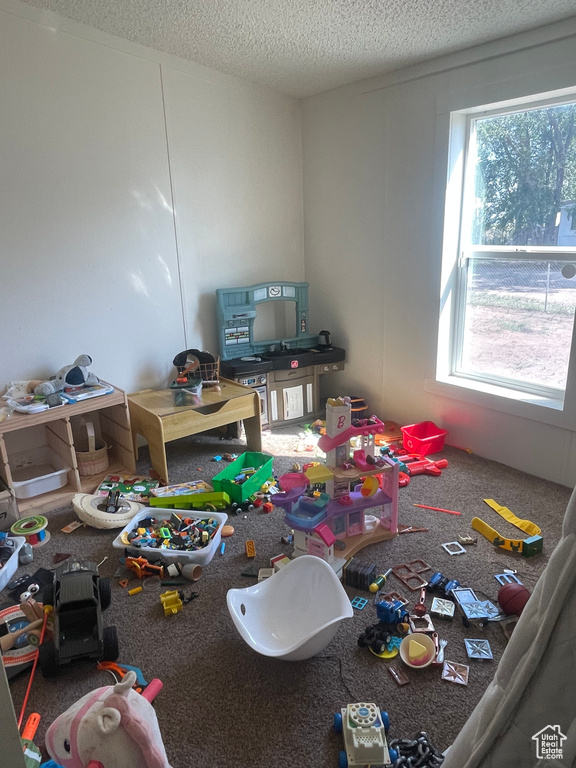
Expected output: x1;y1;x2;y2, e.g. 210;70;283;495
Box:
318;330;332;348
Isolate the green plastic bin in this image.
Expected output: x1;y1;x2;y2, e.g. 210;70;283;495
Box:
212;451;274;503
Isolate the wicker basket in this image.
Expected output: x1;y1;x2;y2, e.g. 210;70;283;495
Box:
199;356;220;386
75;420;109;477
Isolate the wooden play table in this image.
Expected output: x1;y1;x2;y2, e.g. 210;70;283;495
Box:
128;378;262;483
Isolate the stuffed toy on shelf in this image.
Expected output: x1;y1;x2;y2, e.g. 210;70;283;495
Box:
34;355;100;397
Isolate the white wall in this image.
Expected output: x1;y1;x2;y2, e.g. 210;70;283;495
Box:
162;66;303;354
3;0;576;486
0;0;303;393
302;20;576;486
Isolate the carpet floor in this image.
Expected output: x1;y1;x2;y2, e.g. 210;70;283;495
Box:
3;424;572;768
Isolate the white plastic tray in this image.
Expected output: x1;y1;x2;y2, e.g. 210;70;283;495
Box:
112;508;227;566
0;536;26;593
11;446;70;499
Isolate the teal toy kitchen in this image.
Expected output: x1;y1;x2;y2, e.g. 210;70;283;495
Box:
216;281;345;428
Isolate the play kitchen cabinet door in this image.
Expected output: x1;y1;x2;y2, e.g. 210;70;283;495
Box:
268;366;316;425
0;385;135;514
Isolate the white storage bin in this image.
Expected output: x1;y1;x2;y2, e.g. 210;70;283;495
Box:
0;536;26;592
112;508;228;567
11;446;71;499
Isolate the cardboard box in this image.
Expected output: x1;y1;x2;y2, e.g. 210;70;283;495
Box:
0;480;19;532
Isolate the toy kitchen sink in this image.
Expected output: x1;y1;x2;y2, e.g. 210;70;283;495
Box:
216;281;346;428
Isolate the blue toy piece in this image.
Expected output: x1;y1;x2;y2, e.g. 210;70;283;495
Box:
380;710;390;732
113;662;149;687
334;712;343;733
426;571;460;597
375;598;409;626
351;596;368;610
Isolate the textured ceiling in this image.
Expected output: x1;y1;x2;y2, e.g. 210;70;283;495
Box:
20;0;576;97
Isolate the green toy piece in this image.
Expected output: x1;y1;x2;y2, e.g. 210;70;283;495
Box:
149;492;232;511
521;535;544;558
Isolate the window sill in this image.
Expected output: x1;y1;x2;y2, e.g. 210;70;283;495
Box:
425;374;576;430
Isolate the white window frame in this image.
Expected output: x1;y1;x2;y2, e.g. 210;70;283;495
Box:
434;87;576;430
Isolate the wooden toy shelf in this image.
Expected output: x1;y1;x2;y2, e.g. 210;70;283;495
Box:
0;383;136;515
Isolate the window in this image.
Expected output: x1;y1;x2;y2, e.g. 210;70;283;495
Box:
441;95;576;409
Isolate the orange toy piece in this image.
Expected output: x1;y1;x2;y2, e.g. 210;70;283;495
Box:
245;540;256;558
125;556;165;580
373;421;403;446
360;475;380;497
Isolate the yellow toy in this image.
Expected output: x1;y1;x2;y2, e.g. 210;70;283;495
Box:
471;499;543;557
160;590;183;616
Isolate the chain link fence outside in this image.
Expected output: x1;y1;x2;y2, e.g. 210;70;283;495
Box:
461;260;576;389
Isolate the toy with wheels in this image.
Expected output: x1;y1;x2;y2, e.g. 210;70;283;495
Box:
333;703;398;767
39;558;118;677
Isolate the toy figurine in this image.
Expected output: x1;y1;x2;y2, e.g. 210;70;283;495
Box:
45;670;172;768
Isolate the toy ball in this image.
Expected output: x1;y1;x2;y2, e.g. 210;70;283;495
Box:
498;582;531;616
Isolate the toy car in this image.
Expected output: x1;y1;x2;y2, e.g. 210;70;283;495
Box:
374;598;410;628
334;703;398;767
357;623;393;655
426;571;460;597
39;559;118;676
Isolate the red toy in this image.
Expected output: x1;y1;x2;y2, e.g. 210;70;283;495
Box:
400;421;448;456
387;453;449;486
498;582;531;616
403;454;449;477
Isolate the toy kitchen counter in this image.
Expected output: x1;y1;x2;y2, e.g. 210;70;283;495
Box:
220;345;346;428
216;280;346;429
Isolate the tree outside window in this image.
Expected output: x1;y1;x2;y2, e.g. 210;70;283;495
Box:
454;99;576;397
472;103;576;247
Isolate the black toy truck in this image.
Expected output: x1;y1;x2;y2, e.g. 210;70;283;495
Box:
39;559;118;676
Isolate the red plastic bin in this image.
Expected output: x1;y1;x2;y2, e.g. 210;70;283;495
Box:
400;421;448;456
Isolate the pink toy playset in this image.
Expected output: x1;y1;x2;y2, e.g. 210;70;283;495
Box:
274;397;399;574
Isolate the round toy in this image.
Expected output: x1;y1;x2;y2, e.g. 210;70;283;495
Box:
399;633;436;668
73;493;143;529
0;603;40;677
11;515;50;547
498;582;531;616
361;475;379;497
181;563;203;582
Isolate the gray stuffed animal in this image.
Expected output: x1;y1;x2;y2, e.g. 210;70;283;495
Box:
34;354;100;396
